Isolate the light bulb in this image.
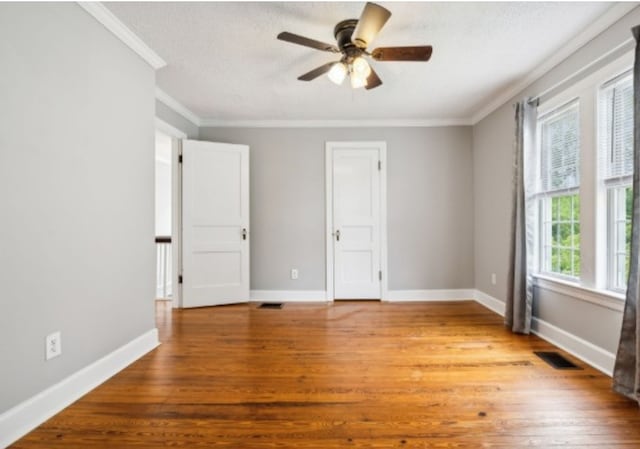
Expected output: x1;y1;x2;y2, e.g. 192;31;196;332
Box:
327;62;347;85
350;72;367;89
351;56;372;78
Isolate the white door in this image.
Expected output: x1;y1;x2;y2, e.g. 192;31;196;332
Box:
182;140;249;307
329;142;385;299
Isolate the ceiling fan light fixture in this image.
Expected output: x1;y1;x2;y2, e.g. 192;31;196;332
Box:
350;72;368;89
327;62;347;85
351;56;372;78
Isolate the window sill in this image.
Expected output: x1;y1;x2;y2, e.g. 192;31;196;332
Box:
532;274;625;312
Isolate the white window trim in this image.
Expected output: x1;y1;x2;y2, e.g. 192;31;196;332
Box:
533;274;624;312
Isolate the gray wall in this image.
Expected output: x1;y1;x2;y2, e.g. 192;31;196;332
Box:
156;100;199;139
473;6;640;353
199;126;474;292
0;3;156;413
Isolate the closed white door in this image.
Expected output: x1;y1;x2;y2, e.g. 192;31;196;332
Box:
182;140;249;307
330;144;383;299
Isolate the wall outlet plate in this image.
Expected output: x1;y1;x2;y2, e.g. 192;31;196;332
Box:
291;268;298;280
46;331;62;360
491;273;497;285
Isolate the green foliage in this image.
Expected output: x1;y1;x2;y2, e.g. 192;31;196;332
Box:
550;194;580;276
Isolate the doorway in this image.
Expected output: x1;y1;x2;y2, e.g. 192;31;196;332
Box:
155;118;186;308
325;141;388;300
155;129;173;302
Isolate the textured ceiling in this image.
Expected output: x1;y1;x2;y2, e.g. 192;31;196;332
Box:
107;2;620;123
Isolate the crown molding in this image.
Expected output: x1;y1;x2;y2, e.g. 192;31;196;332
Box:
470;2;638;125
198;118;472;128
155;88;202;127
77;2;166;70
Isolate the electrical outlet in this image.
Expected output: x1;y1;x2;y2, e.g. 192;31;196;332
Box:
46;331;62;360
291;268;299;280
491;273;497;285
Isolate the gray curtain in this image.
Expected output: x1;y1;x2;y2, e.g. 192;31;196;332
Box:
506;99;537;334
613;25;640;405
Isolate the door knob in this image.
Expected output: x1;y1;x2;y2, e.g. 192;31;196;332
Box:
335;229;340;241
242;228;247;240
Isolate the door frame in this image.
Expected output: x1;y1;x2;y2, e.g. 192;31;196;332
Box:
325;141;388;301
155;118;186;309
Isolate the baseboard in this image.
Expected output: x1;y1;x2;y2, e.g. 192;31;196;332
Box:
250;290;329;302
385;289;476;301
0;328;159;448
531;317;615;376
473;289;615;377
474;290;506;316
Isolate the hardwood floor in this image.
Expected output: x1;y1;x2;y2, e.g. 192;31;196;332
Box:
12;300;640;448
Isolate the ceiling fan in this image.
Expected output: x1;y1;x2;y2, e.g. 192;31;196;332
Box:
277;2;433;90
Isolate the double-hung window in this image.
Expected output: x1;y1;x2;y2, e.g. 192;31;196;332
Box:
538;100;581;279
533;52;633;304
599;71;634;292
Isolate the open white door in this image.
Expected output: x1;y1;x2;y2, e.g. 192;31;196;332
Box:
328;142;385;299
182;140;249;307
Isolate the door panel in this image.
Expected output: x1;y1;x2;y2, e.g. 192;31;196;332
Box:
333;147;381;299
182;140;249;307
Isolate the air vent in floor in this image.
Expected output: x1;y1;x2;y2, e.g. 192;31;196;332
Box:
258;303;283;309
534;351;582;370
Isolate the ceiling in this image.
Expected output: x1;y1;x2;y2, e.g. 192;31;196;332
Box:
106;2;629;125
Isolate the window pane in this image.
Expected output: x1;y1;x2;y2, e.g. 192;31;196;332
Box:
551;247;559;272
618;254;627;288
558;195;572;221
572;223;580;247
607;186;633;291
541;102;580;192
559;249;572;275
573;250;581;276
601;74;633;179
542;194;580;278
558;223;571;244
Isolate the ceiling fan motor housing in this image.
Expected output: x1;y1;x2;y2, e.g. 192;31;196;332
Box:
334;19;359;54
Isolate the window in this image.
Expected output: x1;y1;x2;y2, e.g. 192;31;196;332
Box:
538;100;581;279
599;71;634;291
532;53;633;301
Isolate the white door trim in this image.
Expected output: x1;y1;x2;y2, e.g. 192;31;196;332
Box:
325;141;388;300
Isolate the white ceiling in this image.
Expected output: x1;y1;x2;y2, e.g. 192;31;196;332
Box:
106;2;630;124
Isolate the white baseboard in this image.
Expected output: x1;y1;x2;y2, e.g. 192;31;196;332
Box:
531;317;616;376
474;290;506;316
473;289;615;377
250;290;329;302
0;328;159;448
385;289;476;301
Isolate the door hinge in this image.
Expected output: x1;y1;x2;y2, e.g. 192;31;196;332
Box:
178;275;183;284
178;154;183;163
378;160;381;170
379;270;382;281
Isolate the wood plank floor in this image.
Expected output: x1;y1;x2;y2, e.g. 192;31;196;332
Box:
11;300;640;448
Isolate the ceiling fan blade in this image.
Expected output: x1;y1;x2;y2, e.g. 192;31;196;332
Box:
277;32;339;53
365;67;383;90
351;2;392;49
298;61;338;81
371;46;433;61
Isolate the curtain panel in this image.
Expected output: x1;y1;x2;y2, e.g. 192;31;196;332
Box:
506;99;537;334
613;25;640;405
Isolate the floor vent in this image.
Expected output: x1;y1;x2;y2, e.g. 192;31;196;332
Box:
258;303;283;309
534;351;582;370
